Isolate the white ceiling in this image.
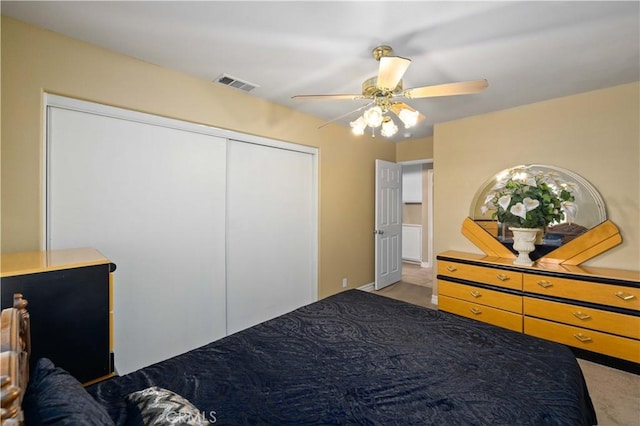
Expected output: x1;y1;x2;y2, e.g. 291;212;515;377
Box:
2;1;638;141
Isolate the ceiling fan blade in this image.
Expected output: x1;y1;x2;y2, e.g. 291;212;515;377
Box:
318;102;374;129
377;56;411;91
292;94;365;101
403;79;488;99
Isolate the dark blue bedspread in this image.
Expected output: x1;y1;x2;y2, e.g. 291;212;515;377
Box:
87;290;597;425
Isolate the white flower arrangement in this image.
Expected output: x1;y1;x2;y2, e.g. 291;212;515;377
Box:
481;166;578;229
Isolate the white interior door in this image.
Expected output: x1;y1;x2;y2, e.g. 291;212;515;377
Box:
47;101;227;375
226;140;317;334
375;160;402;290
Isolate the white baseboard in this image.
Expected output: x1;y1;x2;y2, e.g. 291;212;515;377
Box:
403;259;432;268
358;282;375;292
431;294;438;306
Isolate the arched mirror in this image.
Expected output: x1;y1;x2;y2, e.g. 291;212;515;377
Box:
470;164;607;256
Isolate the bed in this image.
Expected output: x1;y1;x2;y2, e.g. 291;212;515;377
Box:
7;289;597;425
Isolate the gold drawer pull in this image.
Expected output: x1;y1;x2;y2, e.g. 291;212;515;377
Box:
537;280;553;289
496;273;509;281
573;333;592;343
615;291;636;301
470;291;482;298
572;311;591;321
446;265;457;272
470;307;482;315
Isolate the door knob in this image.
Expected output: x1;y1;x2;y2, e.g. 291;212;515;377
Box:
373;230;385;235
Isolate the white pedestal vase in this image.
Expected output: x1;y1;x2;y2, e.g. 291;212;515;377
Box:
510;227;541;266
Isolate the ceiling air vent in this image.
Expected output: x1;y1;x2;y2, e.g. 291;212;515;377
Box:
214;74;259;92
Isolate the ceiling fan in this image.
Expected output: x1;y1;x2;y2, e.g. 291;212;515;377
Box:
292;45;488;137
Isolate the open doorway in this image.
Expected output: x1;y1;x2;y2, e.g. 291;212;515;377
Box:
374;159;435;308
400;160;433;286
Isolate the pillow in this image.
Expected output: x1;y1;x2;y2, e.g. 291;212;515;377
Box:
125;386;209;425
23;358;115;425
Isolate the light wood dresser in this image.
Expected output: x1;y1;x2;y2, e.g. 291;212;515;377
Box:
0;247;116;384
437;250;640;373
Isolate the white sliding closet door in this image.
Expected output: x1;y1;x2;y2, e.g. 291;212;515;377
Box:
226;140;316;334
47;105;227;375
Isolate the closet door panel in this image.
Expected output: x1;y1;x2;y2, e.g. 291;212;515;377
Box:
226;140;316;334
47;107;227;375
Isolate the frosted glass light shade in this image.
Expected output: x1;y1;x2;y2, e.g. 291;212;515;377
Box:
380;117;398;137
350;116;366;135
398;108;419;128
363;106;383;128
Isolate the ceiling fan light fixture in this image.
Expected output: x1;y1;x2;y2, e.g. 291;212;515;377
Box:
398;108;420;129
292;45;488;140
363;106;384;128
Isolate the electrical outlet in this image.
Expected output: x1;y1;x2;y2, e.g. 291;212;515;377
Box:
342;277;348;288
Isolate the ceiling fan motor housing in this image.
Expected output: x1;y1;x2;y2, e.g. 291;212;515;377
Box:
362;76;403;98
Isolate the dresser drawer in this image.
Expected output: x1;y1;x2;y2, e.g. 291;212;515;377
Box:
439;295;523;332
523;275;640;311
524;297;640;339
438;261;522;291
525;317;640;363
439;280;522;314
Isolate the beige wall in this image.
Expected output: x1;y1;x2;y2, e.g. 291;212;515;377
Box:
434;82;640;291
402;204;422;225
396;136;433;162
0;17;396;298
